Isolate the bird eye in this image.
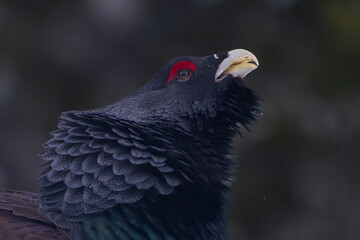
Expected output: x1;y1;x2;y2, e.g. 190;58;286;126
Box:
176;69;192;81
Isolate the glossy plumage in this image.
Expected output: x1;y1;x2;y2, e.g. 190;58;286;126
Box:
0;50;260;240
0;191;67;240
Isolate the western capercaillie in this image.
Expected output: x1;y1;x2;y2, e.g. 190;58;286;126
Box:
0;49;260;240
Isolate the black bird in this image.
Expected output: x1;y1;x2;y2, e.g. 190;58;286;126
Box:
0;49;260;240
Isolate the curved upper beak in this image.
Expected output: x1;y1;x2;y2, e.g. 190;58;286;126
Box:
215;49;259;83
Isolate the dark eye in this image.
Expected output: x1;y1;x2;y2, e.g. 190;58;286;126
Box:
176;69;192;81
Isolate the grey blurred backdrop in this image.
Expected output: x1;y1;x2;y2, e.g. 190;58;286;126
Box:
0;0;359;239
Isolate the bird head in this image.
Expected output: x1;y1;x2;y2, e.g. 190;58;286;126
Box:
102;49;260;134
39;50;261;225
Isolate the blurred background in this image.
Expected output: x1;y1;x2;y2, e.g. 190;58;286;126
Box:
0;0;359;239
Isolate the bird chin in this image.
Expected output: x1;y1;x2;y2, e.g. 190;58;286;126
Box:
216;75;249;90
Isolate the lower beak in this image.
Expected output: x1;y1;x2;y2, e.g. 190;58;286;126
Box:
215;49;259;83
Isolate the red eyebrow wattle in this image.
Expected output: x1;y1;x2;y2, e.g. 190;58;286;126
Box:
167;61;197;84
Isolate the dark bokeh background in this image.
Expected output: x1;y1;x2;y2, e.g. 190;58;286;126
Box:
0;0;359;239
